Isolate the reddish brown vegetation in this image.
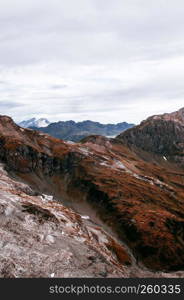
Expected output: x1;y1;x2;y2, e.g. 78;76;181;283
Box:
0;115;184;272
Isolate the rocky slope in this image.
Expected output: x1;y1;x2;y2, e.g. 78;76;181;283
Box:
0;114;184;276
116;107;184;166
0;163;132;278
30;120;134;142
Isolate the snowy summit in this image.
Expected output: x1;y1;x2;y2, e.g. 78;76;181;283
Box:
18;118;50;128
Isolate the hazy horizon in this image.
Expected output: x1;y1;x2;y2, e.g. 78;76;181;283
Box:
1;0;184;124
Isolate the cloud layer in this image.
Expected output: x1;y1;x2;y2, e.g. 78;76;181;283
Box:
0;0;184;124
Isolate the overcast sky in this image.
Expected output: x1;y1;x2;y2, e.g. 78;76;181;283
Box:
0;0;184;124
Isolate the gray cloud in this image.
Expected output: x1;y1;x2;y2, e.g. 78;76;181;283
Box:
51;84;68;90
0;100;24;109
0;0;184;124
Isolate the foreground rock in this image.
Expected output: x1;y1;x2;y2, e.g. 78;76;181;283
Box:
0;163;132;278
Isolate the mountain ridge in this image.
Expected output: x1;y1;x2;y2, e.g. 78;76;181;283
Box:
19;118;50;128
29;119;134;142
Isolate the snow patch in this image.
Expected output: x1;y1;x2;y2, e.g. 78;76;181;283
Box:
41;194;53;202
81;215;90;220
113;160;126;169
106;135;116;138
79;147;93;156
99;159;128;171
66;141;75;145
99;161;109;167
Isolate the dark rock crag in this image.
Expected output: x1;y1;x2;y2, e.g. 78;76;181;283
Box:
116;107;184;166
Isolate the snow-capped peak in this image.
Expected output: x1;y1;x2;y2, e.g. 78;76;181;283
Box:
36;118;50;128
19;118;50;128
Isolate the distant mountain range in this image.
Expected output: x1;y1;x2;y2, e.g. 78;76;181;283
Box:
19;118;135;142
19;118;50;128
